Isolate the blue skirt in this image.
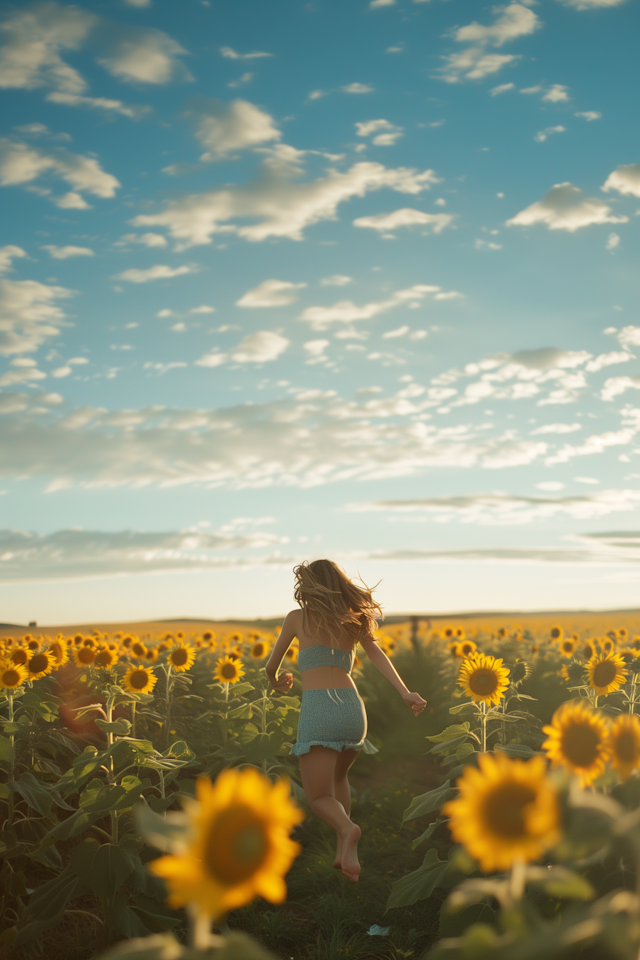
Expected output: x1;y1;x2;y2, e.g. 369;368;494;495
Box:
291;688;367;756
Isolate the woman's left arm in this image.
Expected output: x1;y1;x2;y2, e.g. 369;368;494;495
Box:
265;610;297;692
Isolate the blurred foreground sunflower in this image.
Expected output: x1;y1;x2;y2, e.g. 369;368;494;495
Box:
587;652;627;695
458;653;510;706
609;714;640;782
443;753;561;873
150;768;304;923
213;656;245;684
122;665;158;695
542;701;610;787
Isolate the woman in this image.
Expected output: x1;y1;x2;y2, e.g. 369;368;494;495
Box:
265;559;427;882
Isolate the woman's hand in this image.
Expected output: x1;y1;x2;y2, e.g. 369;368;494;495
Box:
269;672;293;693
402;691;427;716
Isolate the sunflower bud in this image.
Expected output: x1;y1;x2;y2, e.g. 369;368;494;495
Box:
564;659;587;685
510;659;530;685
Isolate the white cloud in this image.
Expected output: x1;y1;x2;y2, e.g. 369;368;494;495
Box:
575;111;601;121
371;0;396;6
189;305;215;314
617;327;640;349
55;191;91;209
606;232;620;250
41;244;94;259
536;481;565;491
585;350;631;372
382;326;411;339
356;119;403;145
0;278;74;355
186;98;281;159
453;4;541;47
124;0;152;7
97;26;192;85
437;49;520;83
475;239;503;250
131;160;441;246
119;232;168;248
353;207;453;233
195;351;228;368
236;279;307;307
542;84;570;102
113;265;196;283
231;331;290;363
530;422;581;435
506;182;629;231
602;164;640;198
546;428;637;465
342;83;374;94
321;275;352;287
0;138;120;199
490;82;515;95
227;72;253;88
299;284;461;330
304;339;330;357
219;47;273;60
0;245;27;274
534;125;566;142
601;376;640;401
46;91;151;119
555;0;626;8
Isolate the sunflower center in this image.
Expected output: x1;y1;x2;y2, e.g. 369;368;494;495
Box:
28;654;49;674
614;730;638;765
2;668;22;687
11;650;29;665
561;722;600;767
592;661;617;688
220;662;237;680
205;805;269;886
95;650;113;668
482;782;537;839
78;647;96;664
129;669;150;690
171;648;188;666
132;643;146;657
469;668;499;696
562;642;573;654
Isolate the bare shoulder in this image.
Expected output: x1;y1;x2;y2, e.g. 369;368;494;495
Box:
283;608;302;634
359;636;380;657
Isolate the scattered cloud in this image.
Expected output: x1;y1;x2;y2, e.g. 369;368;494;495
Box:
507;182;629;231
113;265;196;283
321;275;352;287
185;98;281;159
437;49;521;83
0;246;27;275
236;279;307;307
299;284;462;330
370;0;396;7
554;0;626;8
0;138;120;201
542;84;570;102
575;111;601;121
227;72;253;88
530;423;581;435
45;91;151;119
356;119;403;146
606;232;620;250
600;376;640;401
96;26;192;85
219;47;273;60
490;82;515;95
0;278;74;355
231;331;290;363
602;164;640;198
118;232;168;248
353;207;453;234
452;4;541;47
616;327;640;349
342;83;374;94
131;160;441;246
534;125;566;142
41;245;94;259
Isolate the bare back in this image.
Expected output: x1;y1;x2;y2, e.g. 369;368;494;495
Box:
292;608;358;693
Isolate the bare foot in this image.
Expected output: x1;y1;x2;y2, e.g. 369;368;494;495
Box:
340;823;361;882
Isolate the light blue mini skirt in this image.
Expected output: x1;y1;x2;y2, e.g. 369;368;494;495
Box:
291;688;367;756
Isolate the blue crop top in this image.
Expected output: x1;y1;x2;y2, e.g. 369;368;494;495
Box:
297;644;355;674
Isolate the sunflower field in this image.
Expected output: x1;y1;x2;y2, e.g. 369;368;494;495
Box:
2;611;640;960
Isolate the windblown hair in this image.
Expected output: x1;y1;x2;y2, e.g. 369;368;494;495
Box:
293;559;383;649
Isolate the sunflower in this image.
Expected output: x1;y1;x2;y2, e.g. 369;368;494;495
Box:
608;714;640;782
47;638;69;668
618;627;629;642
0;659;29;690
457;639;477;659
72;645;97;667
458;653;510;706
130;640;148;660
586;652;627;696
213;656;246;684
27;650;57;680
94;646;119;669
579;640;598;662
443;627;455;640
145;647;159;663
250;641;269;660
455;627;466;640
122;665;158;695
10;647;29;667
149;768;304;923
600;637;616;656
443;753;561;874
558;636;577;658
550;625;563;642
167;643;197;672
542;701;611;787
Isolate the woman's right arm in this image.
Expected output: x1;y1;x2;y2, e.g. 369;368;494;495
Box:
265;610;297;692
360;638;427;716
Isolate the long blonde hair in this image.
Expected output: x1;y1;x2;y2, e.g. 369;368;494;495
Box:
293;559;383;649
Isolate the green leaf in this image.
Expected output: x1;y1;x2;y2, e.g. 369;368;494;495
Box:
412;817;444;851
105;890;150;938
85;844;136;902
163;740;195;761
134;803;187;853
448;702;478;716
0;735;12;763
455;743;477;760
402;780;456;823
95;717;132;736
227;702;254;720
429;735;471;755
386;849;451;910
426;723;471;743
9;773;53;818
496;742;537;759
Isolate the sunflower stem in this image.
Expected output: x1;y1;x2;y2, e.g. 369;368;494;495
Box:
131;700;137;739
508;858;526;906
7;693;14;829
165;663;173;749
481;701;487;754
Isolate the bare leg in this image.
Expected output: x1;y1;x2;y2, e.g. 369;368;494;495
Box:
299;745;361;882
332;750;358;869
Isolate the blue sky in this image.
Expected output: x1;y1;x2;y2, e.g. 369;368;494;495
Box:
1;0;639;625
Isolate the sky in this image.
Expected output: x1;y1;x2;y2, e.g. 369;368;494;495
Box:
1;0;639;626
